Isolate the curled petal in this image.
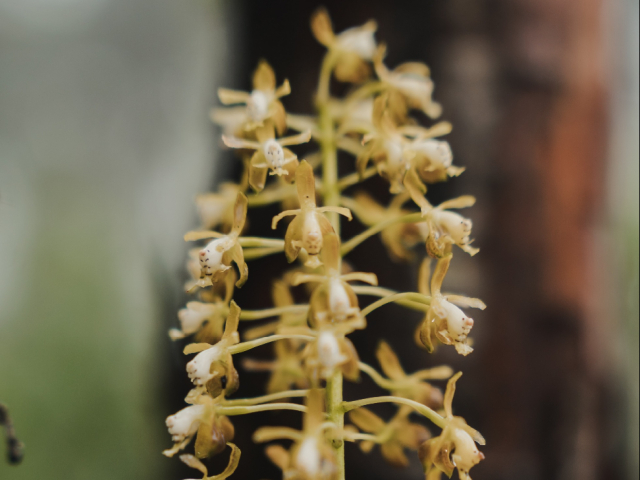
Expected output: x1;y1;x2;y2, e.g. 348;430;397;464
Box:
228;243;248;288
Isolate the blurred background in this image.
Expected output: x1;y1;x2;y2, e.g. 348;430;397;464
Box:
0;1;637;480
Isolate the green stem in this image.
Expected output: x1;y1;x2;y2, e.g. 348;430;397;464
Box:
221;390;310;407
341;396;446;429
336;166;378;191
215;403;307;416
360;292;431;318
228;334;314;355
351;285;430;311
239;305;309;321
340;212;423;256
317;49;345;480
243;246;284;260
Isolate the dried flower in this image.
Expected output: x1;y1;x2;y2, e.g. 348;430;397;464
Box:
311;7;377;83
405;173;479;257
185;193;249;289
223;122;310;192
349;406;430;467
418;373;485;480
185;301;241;397
164;393;235;461
195;182;244;232
303;317;362;383
214;60;290;135
417;257;485;355
374;44;441;119
292;233;377;324
273;161;352;268
376;341;448;408
260;390;338;480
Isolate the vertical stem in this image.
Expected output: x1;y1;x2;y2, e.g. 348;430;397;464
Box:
317;51;345;480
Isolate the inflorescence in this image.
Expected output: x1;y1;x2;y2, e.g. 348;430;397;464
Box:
164;8;486;480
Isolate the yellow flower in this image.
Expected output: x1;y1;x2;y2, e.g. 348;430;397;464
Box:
311;7;377;83
195;182;244;233
184;301;242;398
273;161;352;268
213;60;290;135
185;193;249;289
348;406;430;467
375;341;448;408
358;95;457;193
170;272;235;343
302;317;362;383
404;174;479;257
256;390;339;480
356;95;412;193
222;122;310;192
291;233;377;325
374;44;442;119
418;373;485;480
163;392;235;462
417;257;485;356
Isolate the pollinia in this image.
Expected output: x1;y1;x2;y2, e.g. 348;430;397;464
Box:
164;8;486;480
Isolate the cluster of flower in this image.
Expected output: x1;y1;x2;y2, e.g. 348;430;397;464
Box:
163;8;486;480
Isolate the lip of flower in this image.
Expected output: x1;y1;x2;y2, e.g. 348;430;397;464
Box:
247;89;271;122
166;404;206;442
317;331;347;371
328;278;353;320
411;139;453;169
437;299;475;342
262;139;286;170
177;302;217;336
336;26;377;59
199;238;232;278
430;209;472;245
186;345;224;386
295;437;322;475
450;426;485;475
